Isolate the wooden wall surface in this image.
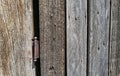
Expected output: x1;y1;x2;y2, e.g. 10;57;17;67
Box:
0;0;35;76
0;0;120;76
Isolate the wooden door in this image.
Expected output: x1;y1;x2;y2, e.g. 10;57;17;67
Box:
0;0;35;76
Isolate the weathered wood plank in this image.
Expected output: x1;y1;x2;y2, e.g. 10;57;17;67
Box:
88;0;110;76
109;0;120;76
67;0;87;76
0;0;35;76
39;0;65;76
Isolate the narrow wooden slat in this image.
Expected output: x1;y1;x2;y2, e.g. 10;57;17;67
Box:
67;0;87;76
39;0;65;76
88;0;110;76
0;0;35;76
109;0;120;76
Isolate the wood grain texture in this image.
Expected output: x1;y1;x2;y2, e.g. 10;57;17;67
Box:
0;0;35;76
88;0;110;76
109;0;120;76
39;0;65;76
67;0;87;76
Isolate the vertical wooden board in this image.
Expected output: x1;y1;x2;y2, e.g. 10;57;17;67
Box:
88;0;110;76
39;0;65;76
0;0;35;76
109;0;120;76
67;0;87;76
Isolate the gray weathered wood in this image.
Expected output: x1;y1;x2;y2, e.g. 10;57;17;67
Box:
88;0;110;76
67;0;87;76
0;0;35;76
39;0;65;76
109;0;120;76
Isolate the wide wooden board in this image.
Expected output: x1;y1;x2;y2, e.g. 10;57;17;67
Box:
67;0;87;76
109;0;120;76
88;0;110;76
39;0;65;76
0;0;35;76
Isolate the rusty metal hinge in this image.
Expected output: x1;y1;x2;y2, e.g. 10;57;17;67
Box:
32;37;39;68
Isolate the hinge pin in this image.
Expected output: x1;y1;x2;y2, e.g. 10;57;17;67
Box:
33;37;39;67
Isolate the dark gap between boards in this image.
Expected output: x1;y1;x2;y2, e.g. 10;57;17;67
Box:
32;0;41;76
